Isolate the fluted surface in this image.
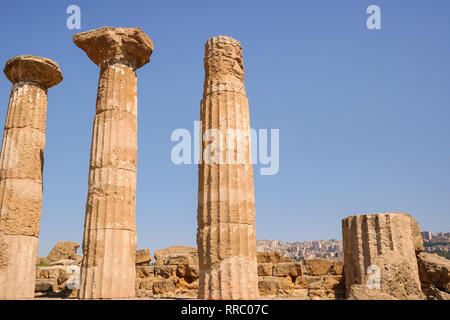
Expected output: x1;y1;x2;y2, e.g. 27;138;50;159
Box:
197;36;259;299
79;62;138;299
75;26;153;300
0;55;62;299
342;212;425;300
0;235;39;298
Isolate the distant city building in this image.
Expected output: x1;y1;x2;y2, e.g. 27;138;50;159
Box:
257;239;344;260
419;231;450;254
430;236;449;243
421;231;432;241
258;230;449;259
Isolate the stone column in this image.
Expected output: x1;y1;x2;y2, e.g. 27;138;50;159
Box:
197;36;259;299
0;55;62;299
73;27;153;299
342;212;425;300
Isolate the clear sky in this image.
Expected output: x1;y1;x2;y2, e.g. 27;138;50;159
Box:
0;0;449;256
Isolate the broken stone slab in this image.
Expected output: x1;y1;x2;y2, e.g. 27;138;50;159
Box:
156;252;198;266
50;259;79;266
258;280;278;296
290;289;309;299
272;262;303;277
47;241;80;262
424;286;450;300
154;265;177;278
258;276;294;290
308;288;345;300
36;266;67;279
136;266;155;278
136;249;152;266
139;278;158;291
257;251;291;264
165;254;191;265
304;258;344;276
35;278;58;293
257;263;273;276
153;279;176;295
154;245;197;261
176;278;199;290
294;275;344;291
417;252;450;293
174;290;198;298
346;284;397;300
280;256;293;262
135;289;153;298
163;253;199;266
176;264;199;278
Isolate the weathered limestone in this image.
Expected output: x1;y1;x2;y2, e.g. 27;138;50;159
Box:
74;26;153;299
342;212;425;300
47;241;80;262
136;249;152;266
35;244;352;299
257;251;292;264
197;36;259;299
273;262;303;277
0;55;62;299
154;245;198;266
303;258;344;276
417;252;450;299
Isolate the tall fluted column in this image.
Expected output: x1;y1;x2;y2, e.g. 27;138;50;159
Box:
197;36;259;299
74;27;153;299
0;55;62;299
342;212;425;300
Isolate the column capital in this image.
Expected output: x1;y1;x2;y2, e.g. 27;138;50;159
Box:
74;26;153;69
3;55;63;88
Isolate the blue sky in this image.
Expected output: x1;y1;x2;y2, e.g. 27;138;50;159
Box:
0;1;449;256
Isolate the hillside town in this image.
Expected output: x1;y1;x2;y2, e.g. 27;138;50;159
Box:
257;239;344;261
421;231;450;254
258;231;450;261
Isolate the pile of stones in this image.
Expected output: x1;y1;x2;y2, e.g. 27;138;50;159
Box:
35;241;449;300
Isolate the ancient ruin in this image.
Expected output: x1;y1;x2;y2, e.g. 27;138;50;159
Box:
0;55;62;299
416;252;450;300
73;26;153;299
197;36;259;299
342;212;425;300
0;29;448;302
34;240;450;300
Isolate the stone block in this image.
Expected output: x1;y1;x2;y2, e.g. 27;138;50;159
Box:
257;263;273;276
273;262;302;277
304;258;344;276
